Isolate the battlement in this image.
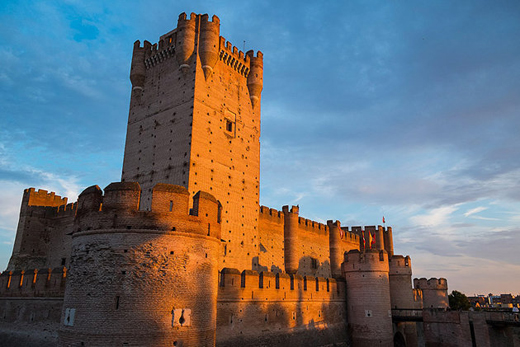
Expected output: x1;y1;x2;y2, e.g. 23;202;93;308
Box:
218;268;345;302
389;255;412;275
343;249;390;273
74;182;221;239
23;188;68;207
298;217;328;235
20;188;76;219
0;267;67;297
414;277;448;290
259;205;284;221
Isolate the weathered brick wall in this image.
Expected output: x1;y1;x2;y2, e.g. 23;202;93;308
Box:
422;309;473;347
216;269;348;347
258;206;285;272
0;297;62;347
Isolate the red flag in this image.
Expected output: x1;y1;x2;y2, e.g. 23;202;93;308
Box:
382;216;385;224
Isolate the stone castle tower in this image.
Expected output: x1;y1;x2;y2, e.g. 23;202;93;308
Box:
122;13;263;271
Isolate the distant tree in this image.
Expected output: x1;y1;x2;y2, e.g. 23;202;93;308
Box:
449;290;471;310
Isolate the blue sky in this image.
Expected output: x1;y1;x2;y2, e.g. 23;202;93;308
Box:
0;1;519;295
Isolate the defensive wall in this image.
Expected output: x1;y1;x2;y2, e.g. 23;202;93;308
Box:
0;267;67;347
216;268;348;347
258;205;397;279
422;309;520;347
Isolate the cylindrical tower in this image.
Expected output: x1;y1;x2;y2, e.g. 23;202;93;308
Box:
199;14;220;80
246;50;263;108
175;12;197;71
389;255;418;347
342;249;393;347
282;205;299;274
388;255;414;309
327;220;343;278
413;277;449;309
384;226;394;256
130;40;145;91
59;182;222;347
376;225;385;250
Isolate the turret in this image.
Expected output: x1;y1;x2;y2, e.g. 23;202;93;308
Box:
7;188;72;270
130;40;146;91
246;50;263;108
414;277;449;309
389;255;418;347
59;182;222;347
282;205;299;274
175;12;197;72
327;220;343;278
342;249;393;347
389;255;414;309
376;225;385;250
199;14;220;80
384;226;394;256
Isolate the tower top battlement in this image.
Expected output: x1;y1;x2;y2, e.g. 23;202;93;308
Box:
73;182;221;239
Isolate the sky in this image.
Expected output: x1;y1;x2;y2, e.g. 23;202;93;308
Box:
0;0;519;296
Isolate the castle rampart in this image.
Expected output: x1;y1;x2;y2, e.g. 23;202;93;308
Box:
0;267;67;298
216;268;347;347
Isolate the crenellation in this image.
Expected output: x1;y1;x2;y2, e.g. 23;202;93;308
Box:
0;267;67;297
24;187;68;208
219;269;343;300
218;36;250;77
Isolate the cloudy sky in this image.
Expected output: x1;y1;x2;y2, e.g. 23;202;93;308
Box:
1;1;519;295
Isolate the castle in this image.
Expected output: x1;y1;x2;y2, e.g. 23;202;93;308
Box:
1;12;517;347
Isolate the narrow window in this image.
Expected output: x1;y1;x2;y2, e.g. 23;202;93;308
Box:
115;296;120;310
61;258;66;266
169;200;173;212
226;120;233;132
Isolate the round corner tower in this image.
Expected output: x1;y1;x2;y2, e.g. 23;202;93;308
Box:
59;182;222;347
389;255;414;309
342;249;393;347
413;277;449;309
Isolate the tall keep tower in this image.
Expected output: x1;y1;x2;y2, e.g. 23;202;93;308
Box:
121;13;263;270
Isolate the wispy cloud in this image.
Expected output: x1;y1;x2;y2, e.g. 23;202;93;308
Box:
464;206;487;217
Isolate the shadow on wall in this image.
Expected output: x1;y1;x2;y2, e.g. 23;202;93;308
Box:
252;256;283;274
298;256;331;278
